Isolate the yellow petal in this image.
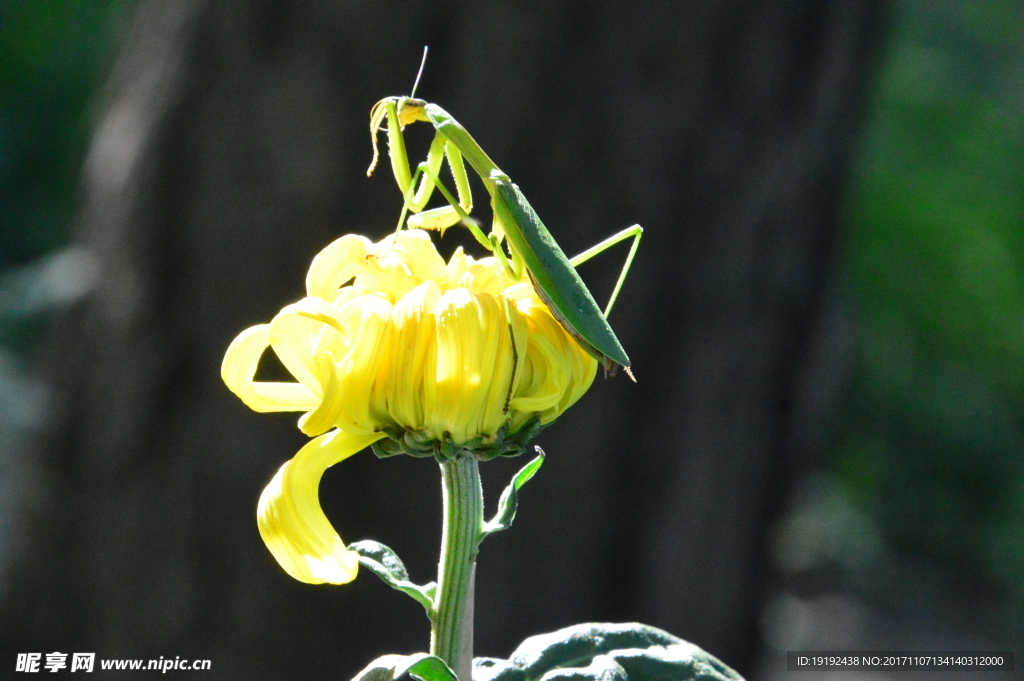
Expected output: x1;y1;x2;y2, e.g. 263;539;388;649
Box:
355;230;445;301
461;256;509;296
333;295;392;434
384;281;440;429
306;234;373;300
511;298;596;423
297;351;345;436
502;281;535;301
425;289;476;442
257;429;385;584
221;325;320;412
382;229;447;283
269;298;350;394
510;332;564;416
477;292;526;436
283;297;351;336
444;246;470;289
427;289;509;443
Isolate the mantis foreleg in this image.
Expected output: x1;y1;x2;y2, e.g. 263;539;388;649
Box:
400;156;525;287
406;133;447;212
405;142;473;232
407;162;489;248
370;100;474;235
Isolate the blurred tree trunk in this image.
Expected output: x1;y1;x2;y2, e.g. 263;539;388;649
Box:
1;1;886;678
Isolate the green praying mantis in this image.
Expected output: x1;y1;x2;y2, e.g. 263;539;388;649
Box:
367;94;642;379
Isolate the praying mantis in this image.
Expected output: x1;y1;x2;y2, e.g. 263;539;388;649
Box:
367;95;642;378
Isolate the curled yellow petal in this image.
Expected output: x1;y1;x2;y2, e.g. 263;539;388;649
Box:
257;429;385;584
306;234;372;300
221;325;320;412
269;299;350;395
386;230;447;282
297;351;344;437
334;295;392;434
358;230;447;301
510;297;596;424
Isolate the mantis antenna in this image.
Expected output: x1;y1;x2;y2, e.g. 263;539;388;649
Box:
410;46;429;99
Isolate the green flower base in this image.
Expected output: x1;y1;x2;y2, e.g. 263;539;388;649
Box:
372;416;547;462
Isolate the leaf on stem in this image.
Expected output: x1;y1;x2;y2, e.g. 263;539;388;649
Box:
481;447;545;539
352;653;458;681
348;540;437;615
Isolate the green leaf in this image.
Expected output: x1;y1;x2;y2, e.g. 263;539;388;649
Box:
349;540;436;616
472;622;744;681
352;653;458;681
404;656;460;681
481;448;545;539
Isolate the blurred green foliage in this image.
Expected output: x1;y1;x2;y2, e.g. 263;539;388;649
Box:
0;1;130;352
0;0;130;268
838;0;1024;637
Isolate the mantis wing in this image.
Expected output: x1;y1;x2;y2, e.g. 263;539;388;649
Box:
493;180;630;372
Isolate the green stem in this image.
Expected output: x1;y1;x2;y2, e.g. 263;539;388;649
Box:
431;457;483;681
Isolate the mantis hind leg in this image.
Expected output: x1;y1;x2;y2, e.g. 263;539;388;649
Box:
568;225;643;318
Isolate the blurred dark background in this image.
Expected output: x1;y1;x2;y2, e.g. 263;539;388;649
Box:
0;1;1020;679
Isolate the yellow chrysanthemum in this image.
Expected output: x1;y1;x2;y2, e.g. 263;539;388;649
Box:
222;230;597;584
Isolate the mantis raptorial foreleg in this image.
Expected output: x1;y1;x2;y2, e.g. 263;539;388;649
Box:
404;161;491;250
383;138;526;283
370;100;473;235
405;142;473;232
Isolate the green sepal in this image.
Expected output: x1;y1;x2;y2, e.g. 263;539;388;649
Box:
348;540;436;617
370;416;548;463
351;653;458;681
481;448;545;539
372;426;435;459
371;439;406;458
472;622;744;681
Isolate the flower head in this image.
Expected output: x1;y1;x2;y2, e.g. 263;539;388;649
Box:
222;230;596;584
